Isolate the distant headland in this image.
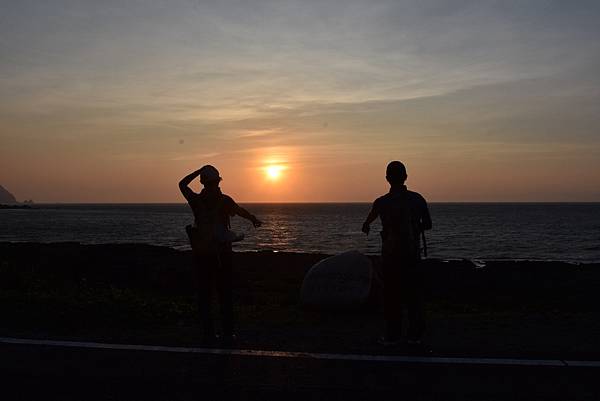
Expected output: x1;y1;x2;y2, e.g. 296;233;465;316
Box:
0;185;33;209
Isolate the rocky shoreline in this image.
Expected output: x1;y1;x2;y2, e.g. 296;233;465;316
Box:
0;204;32;209
1;242;599;359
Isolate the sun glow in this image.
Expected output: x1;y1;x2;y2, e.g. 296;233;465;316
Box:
264;165;286;181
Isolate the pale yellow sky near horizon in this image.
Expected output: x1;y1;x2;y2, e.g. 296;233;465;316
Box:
1;1;600;203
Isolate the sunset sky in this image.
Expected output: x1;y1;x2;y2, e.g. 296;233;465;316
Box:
1;0;599;202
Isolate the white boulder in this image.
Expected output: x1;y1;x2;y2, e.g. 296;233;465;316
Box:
300;250;374;308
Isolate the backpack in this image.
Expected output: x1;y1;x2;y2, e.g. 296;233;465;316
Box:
381;192;420;260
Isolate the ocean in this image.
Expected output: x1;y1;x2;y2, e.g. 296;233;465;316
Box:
1;203;599;263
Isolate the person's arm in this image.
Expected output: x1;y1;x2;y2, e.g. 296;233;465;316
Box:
178;169;201;202
226;196;262;228
362;202;379;235
234;205;262;228
420;197;432;231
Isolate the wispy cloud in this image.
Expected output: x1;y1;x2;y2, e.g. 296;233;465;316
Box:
1;1;600;201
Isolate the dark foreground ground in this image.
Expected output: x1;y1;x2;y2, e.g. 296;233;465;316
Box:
3;340;600;401
1;242;600;399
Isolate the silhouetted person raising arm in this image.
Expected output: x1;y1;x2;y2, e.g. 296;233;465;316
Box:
179;165;262;345
362;161;432;347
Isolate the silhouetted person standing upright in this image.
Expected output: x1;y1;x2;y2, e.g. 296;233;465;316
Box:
362;161;432;346
179;165;262;344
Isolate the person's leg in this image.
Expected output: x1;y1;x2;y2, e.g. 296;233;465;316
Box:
382;255;402;341
406;266;426;342
216;250;235;337
195;252;215;339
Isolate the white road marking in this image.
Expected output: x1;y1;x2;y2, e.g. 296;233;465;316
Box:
1;337;593;367
563;360;600;367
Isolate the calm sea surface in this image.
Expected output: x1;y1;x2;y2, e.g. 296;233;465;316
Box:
1;203;599;263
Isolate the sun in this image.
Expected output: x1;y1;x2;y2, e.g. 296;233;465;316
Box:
264;165;286;181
